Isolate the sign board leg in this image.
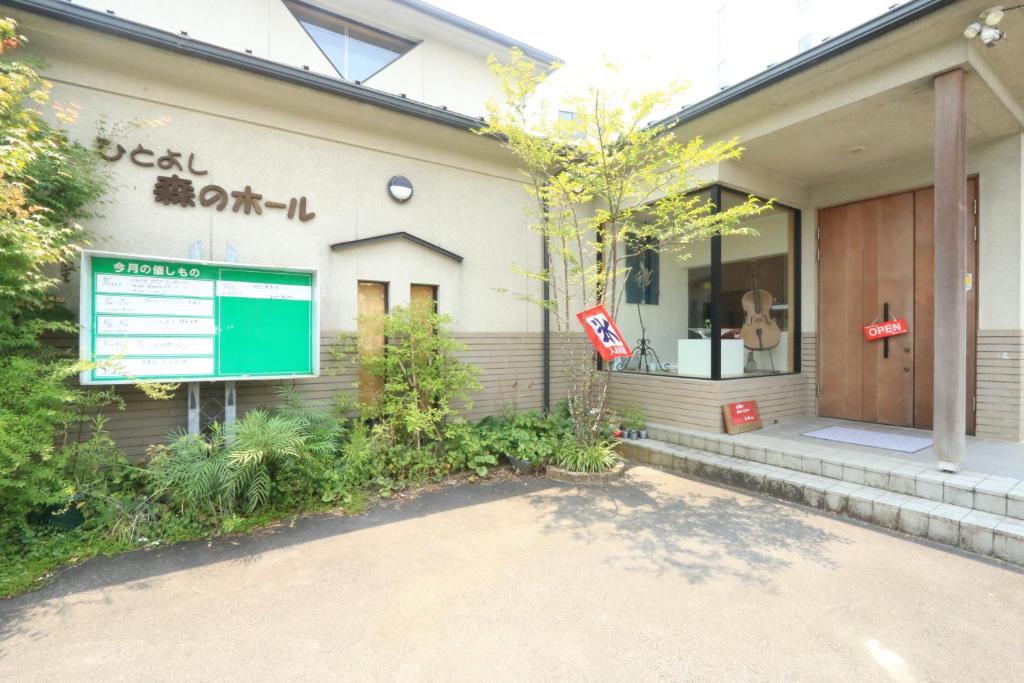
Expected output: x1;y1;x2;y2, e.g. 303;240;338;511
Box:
224;381;237;431
188;382;200;434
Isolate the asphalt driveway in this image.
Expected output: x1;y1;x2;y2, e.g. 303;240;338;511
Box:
2;465;1023;681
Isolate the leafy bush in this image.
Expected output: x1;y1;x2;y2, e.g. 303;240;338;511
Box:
552;440;622;473
0;20;113;547
357;305;480;450
147;392;348;518
443;419;499;476
0;355;119;545
621;408;647;431
477;407;575;466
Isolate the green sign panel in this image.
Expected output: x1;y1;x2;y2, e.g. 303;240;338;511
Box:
80;252;318;384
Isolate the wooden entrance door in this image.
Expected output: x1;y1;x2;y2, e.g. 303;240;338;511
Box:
357;281;388;405
817;180;977;432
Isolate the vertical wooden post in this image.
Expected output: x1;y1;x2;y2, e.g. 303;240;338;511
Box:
933;68;967;472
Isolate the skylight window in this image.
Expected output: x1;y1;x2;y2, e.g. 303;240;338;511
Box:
285;1;416;82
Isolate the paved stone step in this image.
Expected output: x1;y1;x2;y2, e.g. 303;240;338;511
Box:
619;438;1024;567
643;423;1024;521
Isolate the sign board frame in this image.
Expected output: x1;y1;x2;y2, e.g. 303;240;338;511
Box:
79;250;319;385
722;400;763;435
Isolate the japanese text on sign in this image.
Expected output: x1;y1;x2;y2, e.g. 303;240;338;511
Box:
96;138;316;222
722;400;763;435
576;304;631;361
80;252;319;385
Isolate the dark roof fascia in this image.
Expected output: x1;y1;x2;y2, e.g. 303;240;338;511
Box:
653;0;960;131
392;0;560;65
330;232;464;262
2;0;486;132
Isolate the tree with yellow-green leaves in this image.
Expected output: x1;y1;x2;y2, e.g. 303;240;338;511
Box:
479;49;768;446
0;19;113;544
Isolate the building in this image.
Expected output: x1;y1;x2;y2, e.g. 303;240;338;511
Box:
5;0;565;457
606;0;1024;470
713;0;896;89
3;0;1023;469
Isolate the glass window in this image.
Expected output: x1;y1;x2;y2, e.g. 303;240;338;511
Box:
611;186;799;380
613;196;714;378
720;190;796;377
285;1;415;81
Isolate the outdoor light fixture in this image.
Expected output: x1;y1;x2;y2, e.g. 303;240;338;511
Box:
963;4;1023;46
388;175;413;202
980;24;1005;45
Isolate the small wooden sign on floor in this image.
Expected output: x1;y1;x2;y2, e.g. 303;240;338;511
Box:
723;400;763;435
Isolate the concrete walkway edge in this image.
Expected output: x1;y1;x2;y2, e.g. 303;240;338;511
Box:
619;439;1024;567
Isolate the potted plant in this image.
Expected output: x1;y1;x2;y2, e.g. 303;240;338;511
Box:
622;408;648;440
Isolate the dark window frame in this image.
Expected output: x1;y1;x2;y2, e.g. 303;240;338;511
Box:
608;183;802;381
284;0;419;82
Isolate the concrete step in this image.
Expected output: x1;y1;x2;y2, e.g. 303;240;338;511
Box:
619;438;1024;567
642;423;1024;522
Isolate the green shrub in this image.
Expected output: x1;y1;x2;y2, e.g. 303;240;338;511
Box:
0;355;119;545
621;408;647;431
147;426;235;518
147;394;348;518
553;440;621;473
477;408;575;466
357;305;480;450
443;419;499;476
0;21;113;548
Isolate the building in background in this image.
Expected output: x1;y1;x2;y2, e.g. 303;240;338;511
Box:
714;0;896;89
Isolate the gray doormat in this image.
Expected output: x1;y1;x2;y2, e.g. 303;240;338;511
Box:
801;426;933;453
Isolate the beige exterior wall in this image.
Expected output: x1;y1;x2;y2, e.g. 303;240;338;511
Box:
606;372;808;434
103;332;577;459
69;0;529;118
8;10;559;455
14;13;543;335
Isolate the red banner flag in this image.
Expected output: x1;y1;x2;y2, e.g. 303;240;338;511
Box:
576;304;631;361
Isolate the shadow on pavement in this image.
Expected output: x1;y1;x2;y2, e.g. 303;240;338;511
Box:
0;476;562;650
527;467;848;585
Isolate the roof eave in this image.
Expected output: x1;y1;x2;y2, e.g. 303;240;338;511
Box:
654;0;960;131
392;0;561;65
2;0;488;132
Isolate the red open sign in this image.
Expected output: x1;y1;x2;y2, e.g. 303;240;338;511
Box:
863;318;908;341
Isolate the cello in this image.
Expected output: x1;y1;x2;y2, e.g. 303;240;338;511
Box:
740;267;781;352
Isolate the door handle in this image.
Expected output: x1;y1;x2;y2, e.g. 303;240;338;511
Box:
883;302;890;359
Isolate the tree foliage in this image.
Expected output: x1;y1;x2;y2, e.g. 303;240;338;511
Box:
479;49;769;445
356;304;481;450
0;20;111;543
0;19;105;349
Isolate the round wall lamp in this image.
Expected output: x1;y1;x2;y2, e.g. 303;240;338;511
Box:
388;175;413;203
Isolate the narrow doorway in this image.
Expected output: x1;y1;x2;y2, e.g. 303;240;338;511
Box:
357;281;388;405
817;179;978;433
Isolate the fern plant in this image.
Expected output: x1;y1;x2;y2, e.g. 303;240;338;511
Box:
229;409;305;512
148;425;235;517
